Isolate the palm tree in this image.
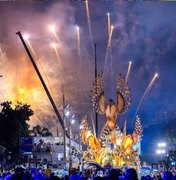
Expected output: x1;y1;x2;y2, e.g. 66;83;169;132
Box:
29;125;52;137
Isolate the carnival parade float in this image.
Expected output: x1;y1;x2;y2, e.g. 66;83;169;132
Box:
79;72;143;169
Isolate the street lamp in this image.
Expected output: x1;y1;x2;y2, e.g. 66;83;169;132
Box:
62;95;70;168
65;110;75;170
62;98;82;170
158;142;166;147
156;149;165;162
71;119;75;124
65;110;70;117
69;113;83;170
157;142;166;160
156;142;166;170
156;149;165;154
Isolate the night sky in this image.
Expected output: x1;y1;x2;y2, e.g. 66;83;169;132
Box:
0;1;176;136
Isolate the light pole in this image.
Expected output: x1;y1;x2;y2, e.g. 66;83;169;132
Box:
62;94;70;167
158;142;166;148
62;94;74;169
79;119;83;171
75;114;84;170
68;112;83;170
65;109;75;170
70;116;75;169
64;108;82;170
156;149;165;161
156;142;166;170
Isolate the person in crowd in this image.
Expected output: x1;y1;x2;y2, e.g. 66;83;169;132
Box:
24;171;32;180
63;175;69;180
10;166;26;180
69;171;81;180
140;176;146;180
50;176;61;180
108;169;120;180
145;175;152;180
4;173;12;180
163;171;173;180
93;177;103;180
33;169;45;180
124;168;138;180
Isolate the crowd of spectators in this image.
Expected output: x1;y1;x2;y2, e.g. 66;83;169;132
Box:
0;165;176;180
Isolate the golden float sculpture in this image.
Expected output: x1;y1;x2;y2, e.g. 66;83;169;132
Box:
79;73;143;169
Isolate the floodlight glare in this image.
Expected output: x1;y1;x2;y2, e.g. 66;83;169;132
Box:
71;119;75;124
158;142;166;147
65;111;70;116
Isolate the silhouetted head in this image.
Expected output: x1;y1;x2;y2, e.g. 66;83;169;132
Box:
93;177;103;180
140;176;146;180
163;171;173;180
109;168;120;180
14;166;25;175
145;175;152;180
51;177;61;180
124;168;138;180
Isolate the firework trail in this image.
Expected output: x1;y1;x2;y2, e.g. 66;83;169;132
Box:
23;34;37;58
106;13;112;61
125;61;132;84
132;73;158;126
36;58;55;98
107;13;114;90
24;34;55;98
26;41;37;58
48;24;62;63
103;26;114;76
51;42;61;62
48;25;58;41
76;25;84;100
48;24;67;88
107;13;111;36
85;0;94;54
76;26;81;66
106;14;113;61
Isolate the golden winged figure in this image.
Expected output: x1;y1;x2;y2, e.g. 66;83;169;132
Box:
79;73;143;168
91;72;132;141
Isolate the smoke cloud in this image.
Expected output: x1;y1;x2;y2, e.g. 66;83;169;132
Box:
0;2;176;134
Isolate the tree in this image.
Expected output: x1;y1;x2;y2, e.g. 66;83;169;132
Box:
29;125;53;137
0;101;33;153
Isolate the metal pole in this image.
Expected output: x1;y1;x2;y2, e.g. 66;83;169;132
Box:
16;31;65;130
94;43;98;137
78;120;81;169
69;111;72;170
62;94;66;164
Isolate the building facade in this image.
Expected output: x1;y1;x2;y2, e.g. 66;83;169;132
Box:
20;136;82;169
